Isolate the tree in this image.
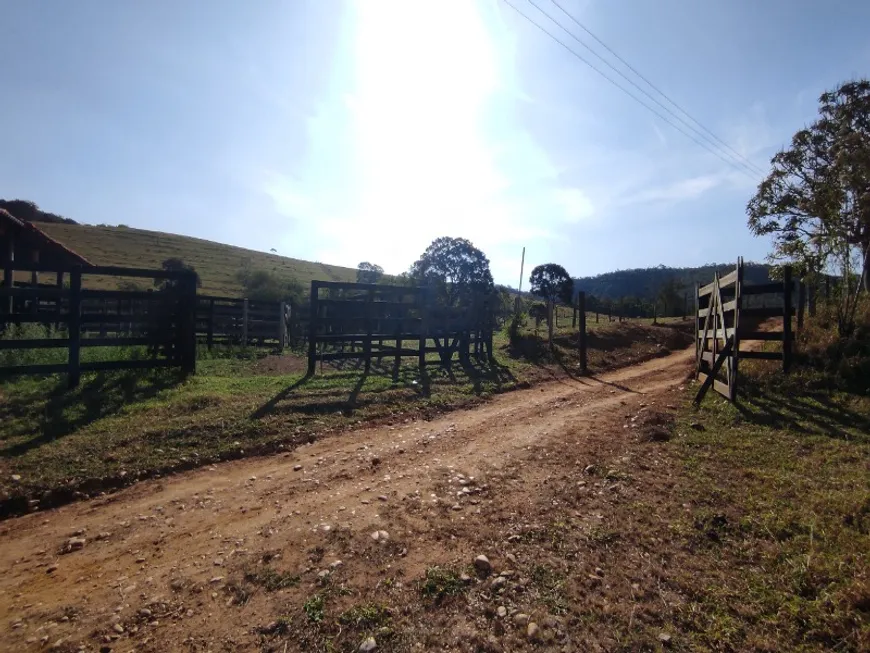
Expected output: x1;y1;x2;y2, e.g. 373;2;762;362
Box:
528;263;573;345
747;80;870;303
409;237;494;307
529;264;574;306
156;257;201;290
356;261;384;284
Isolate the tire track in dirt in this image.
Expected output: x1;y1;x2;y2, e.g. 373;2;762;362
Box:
0;348;694;651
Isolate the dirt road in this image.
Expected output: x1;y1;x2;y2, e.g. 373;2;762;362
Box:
1;348;695;652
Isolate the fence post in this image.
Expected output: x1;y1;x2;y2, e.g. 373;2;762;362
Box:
653;302;657;324
207;298;215;350
731;258;743;402
307;283;319;375
797;281;806;330
578;291;587;373
278;302;287;351
3;234;13;315
180;272;197;375
364;288;373;372
694;282;700;377
68;269;82;389
418;287;429;372
783;266;793;373
242;299;249;346
572;295;578;329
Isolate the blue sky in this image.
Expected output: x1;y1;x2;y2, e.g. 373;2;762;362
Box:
2;0;868;285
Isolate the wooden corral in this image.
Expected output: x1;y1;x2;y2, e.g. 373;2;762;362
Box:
196;296;289;349
306;281;495;377
0;263;197;387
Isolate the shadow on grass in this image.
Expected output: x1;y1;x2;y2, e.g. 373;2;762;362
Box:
734;381;870;442
1;370;185;457
250;356;515;420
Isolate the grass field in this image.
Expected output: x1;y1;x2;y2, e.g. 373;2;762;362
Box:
38;223;357;295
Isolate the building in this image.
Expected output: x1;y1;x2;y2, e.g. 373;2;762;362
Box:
0;208;92;313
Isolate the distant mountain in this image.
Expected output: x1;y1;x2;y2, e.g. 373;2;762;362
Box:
0;199;78;225
573;263;773;317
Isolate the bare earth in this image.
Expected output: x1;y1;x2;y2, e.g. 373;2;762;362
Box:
1;349;696;652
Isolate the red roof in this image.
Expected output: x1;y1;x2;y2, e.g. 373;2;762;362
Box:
0;208;92;266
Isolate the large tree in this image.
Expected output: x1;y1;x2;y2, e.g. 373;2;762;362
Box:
529;263;574;306
747;79;870;293
409;237;494;307
529;263;574;345
356;261;384;284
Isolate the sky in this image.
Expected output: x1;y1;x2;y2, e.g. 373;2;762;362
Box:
1;0;868;286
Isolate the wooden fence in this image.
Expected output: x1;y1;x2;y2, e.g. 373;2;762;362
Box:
307;281;495;376
0;264;197;387
196;296;288;349
695;258;802;403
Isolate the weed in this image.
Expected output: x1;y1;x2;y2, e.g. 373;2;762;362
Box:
337;603;391;629
303;594;325;623
420;566;466;600
244;567;300;592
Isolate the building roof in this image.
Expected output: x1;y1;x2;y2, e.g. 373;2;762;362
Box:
0;208;92;267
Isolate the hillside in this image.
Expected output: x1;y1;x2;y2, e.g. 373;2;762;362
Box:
573;262;773;302
39;223;357;296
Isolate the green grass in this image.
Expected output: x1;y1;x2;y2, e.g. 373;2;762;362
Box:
38;222;358;295
0;346;523;511
671;375;870;651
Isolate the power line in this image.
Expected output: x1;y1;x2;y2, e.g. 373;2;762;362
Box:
523;0;762;177
500;0;759;179
549;0;766;176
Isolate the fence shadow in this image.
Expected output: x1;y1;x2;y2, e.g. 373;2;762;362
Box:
1;370;185;457
734;383;870;442
250;356;513;420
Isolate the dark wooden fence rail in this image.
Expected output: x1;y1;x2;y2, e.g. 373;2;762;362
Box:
307;280;495;376
0;263;197;387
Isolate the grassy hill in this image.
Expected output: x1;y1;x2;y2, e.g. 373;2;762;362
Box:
39;223;357;296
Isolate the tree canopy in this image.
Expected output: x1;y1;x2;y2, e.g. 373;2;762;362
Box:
356;261;384;284
0;198;77;225
529;263;574;306
409;237;494;306
747;79;870;291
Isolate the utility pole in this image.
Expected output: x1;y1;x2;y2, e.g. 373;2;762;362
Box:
517;247;526;294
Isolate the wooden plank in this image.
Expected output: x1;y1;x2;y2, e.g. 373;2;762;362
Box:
722;299;737;313
697;327;735;340
80;289;160;300
0;286;65;298
694;336;733;404
307;284;319;375
0;363;70;377
578;291;587;372
0;338;70;350
80;337;167;347
739;350;783;361
80;359;175;372
315;280;424;293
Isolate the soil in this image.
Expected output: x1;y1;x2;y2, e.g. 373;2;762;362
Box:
0;348;697;652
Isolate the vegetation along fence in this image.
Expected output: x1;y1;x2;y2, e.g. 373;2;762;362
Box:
0;263;198;387
196;296;289;349
307;280;495;376
695;257;805;404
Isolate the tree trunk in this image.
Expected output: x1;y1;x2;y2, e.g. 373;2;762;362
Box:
863;252;869;293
